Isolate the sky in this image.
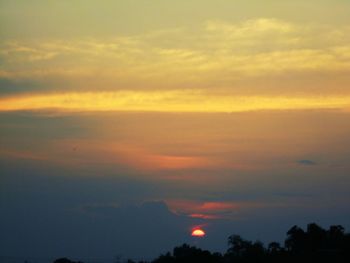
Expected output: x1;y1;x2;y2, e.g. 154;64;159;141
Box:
1;0;350;262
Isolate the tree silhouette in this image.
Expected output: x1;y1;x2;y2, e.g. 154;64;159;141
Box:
285;225;306;254
268;241;282;253
53;258;83;263
226;235;266;262
52;222;350;263
153;243;221;263
227;234;251;256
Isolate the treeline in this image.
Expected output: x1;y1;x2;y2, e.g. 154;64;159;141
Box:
53;223;350;263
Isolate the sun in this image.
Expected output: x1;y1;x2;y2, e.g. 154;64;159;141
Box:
191;229;206;237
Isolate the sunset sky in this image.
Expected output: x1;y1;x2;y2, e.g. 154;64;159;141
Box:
1;0;350;261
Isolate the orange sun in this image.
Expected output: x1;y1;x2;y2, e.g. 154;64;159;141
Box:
191;229;206;237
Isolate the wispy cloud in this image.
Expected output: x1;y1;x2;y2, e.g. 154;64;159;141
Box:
1;18;350;97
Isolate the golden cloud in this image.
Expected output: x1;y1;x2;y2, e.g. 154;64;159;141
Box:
1;18;350;99
0;90;349;112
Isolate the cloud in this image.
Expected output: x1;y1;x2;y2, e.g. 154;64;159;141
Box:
1;18;350;97
205;18;297;43
165;199;247;220
297;159;317;166
1;90;350;113
0;137;223;177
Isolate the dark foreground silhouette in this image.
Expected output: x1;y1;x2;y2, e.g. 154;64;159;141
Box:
53;223;350;263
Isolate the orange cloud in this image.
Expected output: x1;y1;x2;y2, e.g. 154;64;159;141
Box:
188;214;220;220
130;154;212;170
165;199;241;219
112;145;217;171
7;139;217;173
199;202;239;211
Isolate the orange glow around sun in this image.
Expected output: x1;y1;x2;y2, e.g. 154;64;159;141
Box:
191;229;206;237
